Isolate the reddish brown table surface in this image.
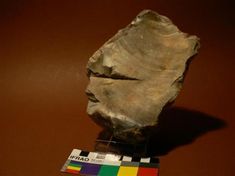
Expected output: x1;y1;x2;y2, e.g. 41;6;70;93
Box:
0;1;234;176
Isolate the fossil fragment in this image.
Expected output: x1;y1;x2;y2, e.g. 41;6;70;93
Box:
86;10;200;142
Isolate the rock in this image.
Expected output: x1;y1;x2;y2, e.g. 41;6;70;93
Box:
86;10;200;142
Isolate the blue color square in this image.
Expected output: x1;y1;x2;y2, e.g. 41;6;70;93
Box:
79;163;101;175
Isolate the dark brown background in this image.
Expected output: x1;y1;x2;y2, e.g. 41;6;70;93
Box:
0;0;234;176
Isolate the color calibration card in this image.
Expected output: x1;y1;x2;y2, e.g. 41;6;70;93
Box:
61;149;159;176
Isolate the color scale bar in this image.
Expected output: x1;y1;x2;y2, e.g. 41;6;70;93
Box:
62;160;159;176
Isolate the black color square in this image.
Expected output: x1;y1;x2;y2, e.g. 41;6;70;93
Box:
132;156;141;162
150;157;160;163
79;151;89;157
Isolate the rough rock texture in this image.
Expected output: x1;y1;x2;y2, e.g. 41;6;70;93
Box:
86;10;200;142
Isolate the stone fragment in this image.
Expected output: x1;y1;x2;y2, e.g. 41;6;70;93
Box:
86;10;200;142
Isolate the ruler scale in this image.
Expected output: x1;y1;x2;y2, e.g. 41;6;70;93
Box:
61;149;159;176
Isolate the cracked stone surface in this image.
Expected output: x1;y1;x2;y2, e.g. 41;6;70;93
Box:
86;10;200;142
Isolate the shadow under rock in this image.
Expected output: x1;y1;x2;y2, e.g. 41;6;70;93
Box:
95;107;226;157
146;106;227;156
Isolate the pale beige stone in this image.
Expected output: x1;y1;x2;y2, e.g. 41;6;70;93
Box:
86;10;200;142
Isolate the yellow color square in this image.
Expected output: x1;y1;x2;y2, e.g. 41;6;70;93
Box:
67;166;81;171
117;166;138;176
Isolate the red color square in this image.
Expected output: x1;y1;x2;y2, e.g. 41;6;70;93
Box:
137;167;159;176
66;169;79;174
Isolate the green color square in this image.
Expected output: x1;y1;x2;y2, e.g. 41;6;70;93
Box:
68;163;81;167
98;165;120;176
